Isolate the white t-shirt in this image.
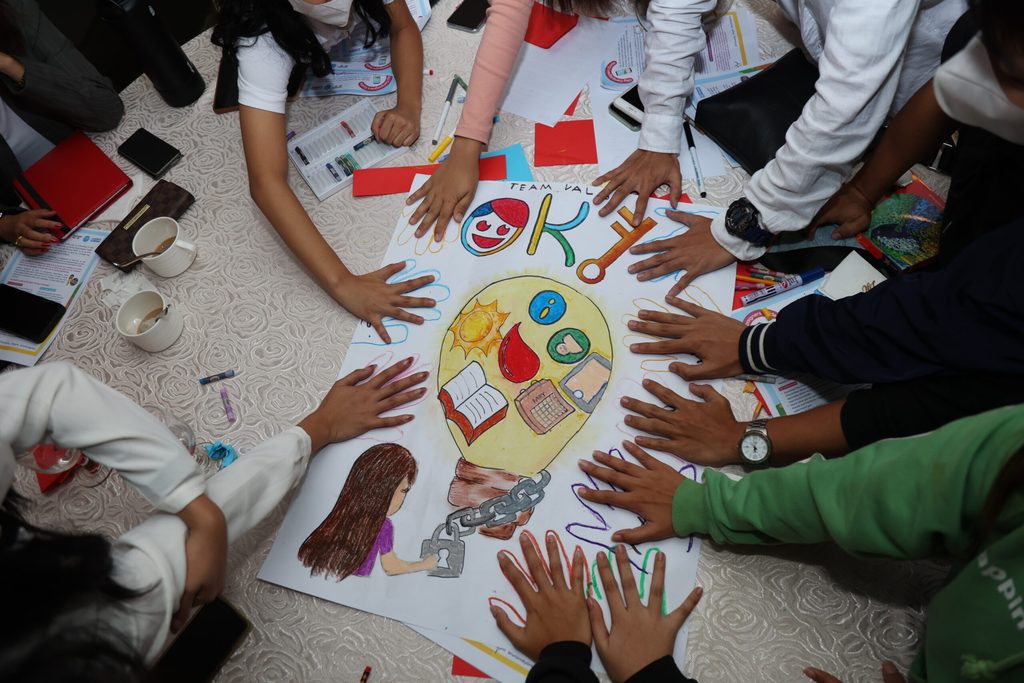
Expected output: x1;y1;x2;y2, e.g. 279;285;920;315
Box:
236;2;392;115
0;98;53;169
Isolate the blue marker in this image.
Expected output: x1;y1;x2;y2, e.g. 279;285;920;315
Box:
740;267;826;306
326;163;342;182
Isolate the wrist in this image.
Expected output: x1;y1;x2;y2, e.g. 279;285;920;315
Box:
176;495;225;531
395;99;421;117
297;411;332;453
451;137;484;158
846;178;877;206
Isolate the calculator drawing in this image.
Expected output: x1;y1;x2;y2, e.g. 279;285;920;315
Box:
514;379;575;434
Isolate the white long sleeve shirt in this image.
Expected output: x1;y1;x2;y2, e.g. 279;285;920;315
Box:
0;363;312;662
709;0;966;261
637;0;718;154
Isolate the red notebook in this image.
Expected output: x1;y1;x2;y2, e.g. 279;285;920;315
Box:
13;131;132;240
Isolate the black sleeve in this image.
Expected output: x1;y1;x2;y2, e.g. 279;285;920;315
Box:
526;642;599;683
739;215;1024;384
624;656;697;683
840;372;1024;451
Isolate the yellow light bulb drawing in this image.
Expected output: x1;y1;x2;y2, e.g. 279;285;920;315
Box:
437;276;613;538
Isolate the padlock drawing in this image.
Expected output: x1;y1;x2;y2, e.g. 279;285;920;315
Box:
421;523;466;578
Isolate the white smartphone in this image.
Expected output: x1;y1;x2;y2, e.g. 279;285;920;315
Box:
609;84;644;131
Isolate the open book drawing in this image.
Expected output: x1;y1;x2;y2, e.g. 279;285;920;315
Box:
438;362;508;444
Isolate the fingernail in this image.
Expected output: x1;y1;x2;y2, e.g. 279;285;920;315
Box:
417;388;428;394
627;265;637;274
611;532;621;541
629;344;639;352
831;231;840;240
627;320;638;329
882;662;897;675
490;605;500;617
638;273;649;281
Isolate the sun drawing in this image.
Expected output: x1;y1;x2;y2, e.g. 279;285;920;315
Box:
449;299;509;357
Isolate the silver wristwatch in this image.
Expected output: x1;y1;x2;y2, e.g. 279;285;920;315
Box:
738;419;772;467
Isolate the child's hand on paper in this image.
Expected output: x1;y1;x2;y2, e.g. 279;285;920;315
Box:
372;104;421;148
491;531;590;662
811;181;874;240
588;546;702;683
0;209;61;256
406;137;481;242
620;380;743;467
627;296;745;380
332;262;436;343
298;357;430;452
628;211;735;296
592;150;682;225
577;442;682;545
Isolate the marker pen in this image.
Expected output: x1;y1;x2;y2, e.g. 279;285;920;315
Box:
740;267;826;306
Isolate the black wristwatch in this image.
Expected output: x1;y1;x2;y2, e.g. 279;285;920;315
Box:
725;198;774;247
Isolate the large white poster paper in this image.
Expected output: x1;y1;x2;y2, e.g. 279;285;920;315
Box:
259;180;734;679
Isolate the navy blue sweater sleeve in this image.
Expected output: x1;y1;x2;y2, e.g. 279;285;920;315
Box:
739;216;1024;384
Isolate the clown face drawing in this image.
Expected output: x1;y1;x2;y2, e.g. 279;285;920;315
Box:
460;198;530;256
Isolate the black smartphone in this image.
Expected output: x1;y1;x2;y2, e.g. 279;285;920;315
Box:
118;128;182;179
447;0;489;32
146;598;250;683
609;84;644;131
0;284;66;344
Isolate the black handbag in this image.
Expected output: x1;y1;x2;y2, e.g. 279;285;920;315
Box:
694;48;819;176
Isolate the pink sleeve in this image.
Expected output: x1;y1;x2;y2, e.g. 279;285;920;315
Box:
454;0;534;144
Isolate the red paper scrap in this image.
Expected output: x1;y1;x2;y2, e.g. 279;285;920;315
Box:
524;2;579;48
352;156;507;197
564;91;581;117
451;656;489;678
652;191;693;204
534;120;598;167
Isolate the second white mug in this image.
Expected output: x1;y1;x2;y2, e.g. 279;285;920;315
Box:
132;216;197;278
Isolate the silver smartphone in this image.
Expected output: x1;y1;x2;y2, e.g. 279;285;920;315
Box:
609;84;644;131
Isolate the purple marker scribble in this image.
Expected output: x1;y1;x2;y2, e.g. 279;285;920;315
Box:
567;447;699;556
565;448;647;572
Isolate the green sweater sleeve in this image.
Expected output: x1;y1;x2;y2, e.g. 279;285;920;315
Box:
672;405;1024;560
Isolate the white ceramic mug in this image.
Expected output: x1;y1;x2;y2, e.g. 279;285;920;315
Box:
132;217;197;277
116;290;184;352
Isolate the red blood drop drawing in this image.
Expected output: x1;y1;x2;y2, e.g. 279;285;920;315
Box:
498;322;540;383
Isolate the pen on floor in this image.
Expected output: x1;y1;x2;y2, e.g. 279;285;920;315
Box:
432;75;460;145
683;120;706;198
428;135;453;162
220;387;236;424
740;267;827;306
359;666;372;683
737;274;777;286
352;135;376;152
198;369;236;385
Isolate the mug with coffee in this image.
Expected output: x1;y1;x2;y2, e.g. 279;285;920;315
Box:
116;289;184;352
132;216;197;277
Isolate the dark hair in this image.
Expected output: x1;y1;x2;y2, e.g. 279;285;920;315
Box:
298;443;417;581
0;493;145;683
212;0;391;78
0;1;25;55
974;0;1024;66
976;446;1024;547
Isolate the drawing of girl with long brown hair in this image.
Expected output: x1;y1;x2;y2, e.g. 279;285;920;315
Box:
298;443;438;580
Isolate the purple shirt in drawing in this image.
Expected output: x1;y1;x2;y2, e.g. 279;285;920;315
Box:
354;518;394;577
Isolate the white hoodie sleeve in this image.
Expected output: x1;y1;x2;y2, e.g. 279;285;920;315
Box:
713;0;922;260
0;362;204;513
